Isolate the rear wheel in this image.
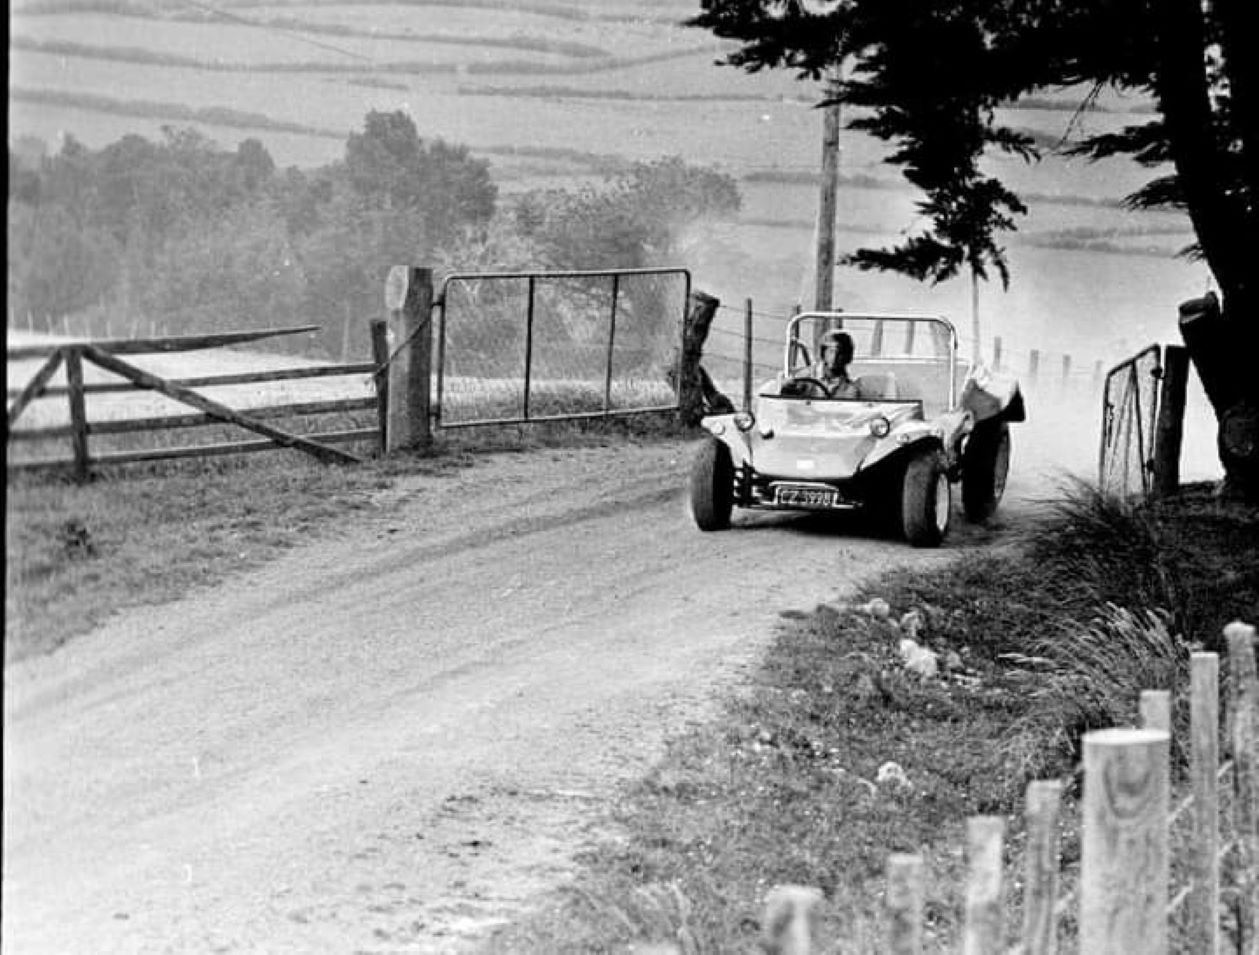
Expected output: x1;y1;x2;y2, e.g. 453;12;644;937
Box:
901;448;951;547
961;421;1011;522
689;439;734;531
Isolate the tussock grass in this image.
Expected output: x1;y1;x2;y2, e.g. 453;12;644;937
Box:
488;481;1259;952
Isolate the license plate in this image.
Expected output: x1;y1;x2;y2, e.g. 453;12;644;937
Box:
775;485;837;508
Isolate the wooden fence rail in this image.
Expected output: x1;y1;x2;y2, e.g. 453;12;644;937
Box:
6;327;382;480
663;621;1258;955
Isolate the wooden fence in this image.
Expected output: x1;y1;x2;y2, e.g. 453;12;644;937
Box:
6;326;385;481
709;621;1259;954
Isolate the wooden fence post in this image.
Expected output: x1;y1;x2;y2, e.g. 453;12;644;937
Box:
964;816;1006;955
1153;345;1190;499
993;336;1003;371
886;853;924;955
1060;354;1072;396
1028;349;1041;389
1021;780;1064;955
370;319;389;455
678;291;720;427
1081;728;1171;954
1141;689;1173;732
383;266;433;453
1226;622;1258;954
64;346;90;482
1190;652;1221;953
744;297;754;413
762;885;821;955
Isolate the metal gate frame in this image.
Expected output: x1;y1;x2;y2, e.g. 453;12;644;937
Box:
433;267;691;429
1099;344;1162;499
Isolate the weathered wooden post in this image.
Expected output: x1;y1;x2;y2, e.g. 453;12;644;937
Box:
993;335;1003;371
383;266;433;452
1080;728;1170;954
369;319;389;456
886;853;924;955
1140;689;1172;732
1153;345;1190;499
64;345;90;482
677;291;721;427
1028;349;1041;389
1190;652;1220;954
762;885;821;955
1021;780;1064;955
744;297;754;412
1226;622;1258;954
964;816;1005;955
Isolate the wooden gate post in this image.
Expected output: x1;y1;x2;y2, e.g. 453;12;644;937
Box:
1152;345;1190;498
65;346;90;482
1226;622;1258;955
370;319;390;456
1080;728;1170;955
383;266;433;452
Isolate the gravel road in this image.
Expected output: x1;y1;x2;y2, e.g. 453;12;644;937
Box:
4;439;1028;953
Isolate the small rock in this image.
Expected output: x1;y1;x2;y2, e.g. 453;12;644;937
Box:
877;761;910;788
860;598;892;620
942;650;965;672
898;638;939;678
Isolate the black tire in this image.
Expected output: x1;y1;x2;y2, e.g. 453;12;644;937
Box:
961;421;1011;522
689;439;734;531
901;448;951;547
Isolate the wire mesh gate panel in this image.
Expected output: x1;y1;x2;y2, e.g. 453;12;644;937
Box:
435;268;689;428
1100;344;1162;499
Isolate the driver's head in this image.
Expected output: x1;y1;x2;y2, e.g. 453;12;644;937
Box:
820;329;854;373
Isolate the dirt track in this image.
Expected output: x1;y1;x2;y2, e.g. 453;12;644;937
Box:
4;439;1039;953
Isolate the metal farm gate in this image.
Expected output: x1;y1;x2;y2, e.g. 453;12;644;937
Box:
1099;344;1162;499
434;268;690;428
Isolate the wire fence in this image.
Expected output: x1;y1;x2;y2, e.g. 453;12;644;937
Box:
436;269;689;427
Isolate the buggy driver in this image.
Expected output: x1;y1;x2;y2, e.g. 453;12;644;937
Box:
788;329;861;398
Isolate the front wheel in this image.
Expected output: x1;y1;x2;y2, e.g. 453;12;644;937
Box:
689;439;734;531
901;448;951;547
961;421;1010;522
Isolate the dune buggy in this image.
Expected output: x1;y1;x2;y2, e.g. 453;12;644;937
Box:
688;312;1025;546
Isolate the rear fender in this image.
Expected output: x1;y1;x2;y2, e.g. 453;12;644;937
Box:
701;415;752;468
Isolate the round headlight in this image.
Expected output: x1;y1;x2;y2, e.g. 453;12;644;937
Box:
733;412;755;432
869;415;891;438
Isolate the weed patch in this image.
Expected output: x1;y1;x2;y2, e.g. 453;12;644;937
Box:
487;484;1259;952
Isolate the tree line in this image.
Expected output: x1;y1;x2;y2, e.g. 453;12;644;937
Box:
7;110;740;358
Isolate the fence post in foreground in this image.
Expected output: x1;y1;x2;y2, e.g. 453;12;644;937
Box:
1226;622;1259;954
1028;349;1041;389
1021;780;1064;955
1190;652;1221;954
964;816;1006;955
1141;689;1172;732
1081;728;1170;955
383;266;433;452
678;291;720;427
370;319;389;455
1153;345;1190;499
886;853;924;955
65;345;90;482
762;885;821;955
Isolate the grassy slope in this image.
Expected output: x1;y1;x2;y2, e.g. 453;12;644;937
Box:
486;485;1259;952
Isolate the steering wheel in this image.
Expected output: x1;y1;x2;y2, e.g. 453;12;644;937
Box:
784;376;832;398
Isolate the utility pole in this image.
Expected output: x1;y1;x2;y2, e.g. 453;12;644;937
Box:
814;68;842;313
